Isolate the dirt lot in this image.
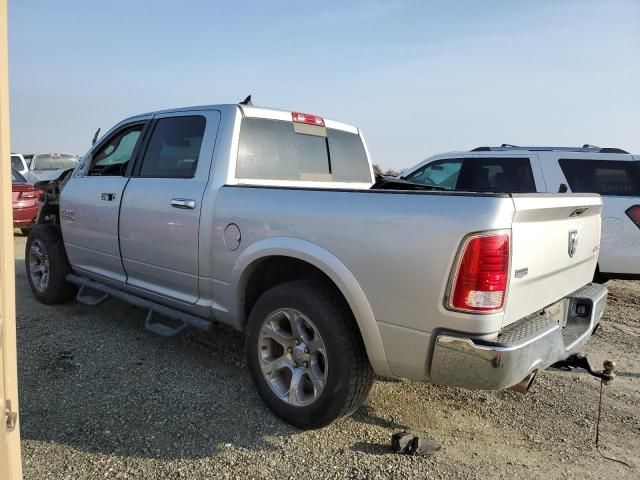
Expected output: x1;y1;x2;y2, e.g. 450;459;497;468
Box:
12;234;639;479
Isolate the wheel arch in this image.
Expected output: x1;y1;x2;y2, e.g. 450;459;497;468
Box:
231;237;392;377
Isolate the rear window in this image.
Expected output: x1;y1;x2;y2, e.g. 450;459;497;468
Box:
32;154;78;171
559;159;640;196
403;157;536;193
236;118;371;183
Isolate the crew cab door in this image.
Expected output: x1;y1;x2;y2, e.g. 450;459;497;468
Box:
118;110;220;304
61;119;150;282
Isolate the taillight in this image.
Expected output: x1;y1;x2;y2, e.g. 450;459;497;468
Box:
19;190;37;199
626;205;640;229
292;112;325;127
449;232;510;313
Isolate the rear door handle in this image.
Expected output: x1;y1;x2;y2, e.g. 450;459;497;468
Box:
171;198;196;209
101;193;117;201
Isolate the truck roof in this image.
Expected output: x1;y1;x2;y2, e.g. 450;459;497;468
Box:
122;104;359;134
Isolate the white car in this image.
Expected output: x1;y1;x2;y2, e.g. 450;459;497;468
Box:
401;145;640;281
10;153;28;175
26;153;79;183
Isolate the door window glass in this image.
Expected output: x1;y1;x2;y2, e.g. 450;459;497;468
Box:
139;116;206;178
402;159;463;190
456;157;536;193
558;159;640;196
90;125;144;176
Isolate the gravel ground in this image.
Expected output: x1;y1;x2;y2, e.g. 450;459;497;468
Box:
12;234;639;479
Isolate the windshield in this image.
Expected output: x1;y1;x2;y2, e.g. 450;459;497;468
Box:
32;153;78;171
11;168;27;183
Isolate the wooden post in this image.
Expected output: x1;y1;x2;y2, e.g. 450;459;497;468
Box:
0;0;23;476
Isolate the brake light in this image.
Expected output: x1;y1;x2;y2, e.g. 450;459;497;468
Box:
627;205;640;229
450;233;510;313
19;190;38;199
292;112;325;127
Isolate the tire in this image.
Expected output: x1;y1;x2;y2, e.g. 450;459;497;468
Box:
246;279;373;429
25;225;77;304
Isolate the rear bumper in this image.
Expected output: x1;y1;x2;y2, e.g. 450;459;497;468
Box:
430;283;607;390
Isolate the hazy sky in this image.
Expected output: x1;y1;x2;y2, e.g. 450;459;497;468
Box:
8;0;640;170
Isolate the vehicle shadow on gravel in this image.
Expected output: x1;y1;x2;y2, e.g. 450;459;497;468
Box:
14;265;304;459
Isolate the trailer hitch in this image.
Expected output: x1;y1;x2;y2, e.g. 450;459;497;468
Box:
551;354;616;384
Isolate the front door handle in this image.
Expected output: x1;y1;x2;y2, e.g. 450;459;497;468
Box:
171;198;196;209
101;193;117;201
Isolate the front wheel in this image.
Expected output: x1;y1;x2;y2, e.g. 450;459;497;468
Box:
246;280;373;429
25;225;77;304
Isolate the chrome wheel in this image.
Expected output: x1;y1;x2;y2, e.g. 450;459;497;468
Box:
29;239;50;292
258;308;328;407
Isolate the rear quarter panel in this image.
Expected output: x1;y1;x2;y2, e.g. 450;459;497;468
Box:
209;186;515;379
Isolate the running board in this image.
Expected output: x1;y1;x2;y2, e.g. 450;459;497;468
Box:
76;285;110;306
66;274;212;335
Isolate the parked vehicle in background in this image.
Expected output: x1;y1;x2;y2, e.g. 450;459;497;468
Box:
22;153;34;167
25;103;606;429
402;145;640;281
10;153;27;175
11;168;41;234
26;153;78;183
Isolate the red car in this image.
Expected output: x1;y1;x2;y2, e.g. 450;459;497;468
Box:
11;168;42;234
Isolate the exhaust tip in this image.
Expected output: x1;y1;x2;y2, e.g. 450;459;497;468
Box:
509;372;537;394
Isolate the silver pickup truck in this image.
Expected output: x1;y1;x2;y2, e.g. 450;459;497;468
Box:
26;101;607;429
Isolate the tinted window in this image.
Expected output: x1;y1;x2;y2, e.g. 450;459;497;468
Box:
403;157;536;193
139;116;206;178
559;159;640;196
11;169;26;183
327;128;372;182
32;154;78;171
457;157;536;193
236;118;371;182
90;125;144;176
11;155;24;170
403;159;463;190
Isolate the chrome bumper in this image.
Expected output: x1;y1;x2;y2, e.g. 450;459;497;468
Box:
430;283;607;390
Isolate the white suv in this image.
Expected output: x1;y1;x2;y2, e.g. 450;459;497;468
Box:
401;145;640;281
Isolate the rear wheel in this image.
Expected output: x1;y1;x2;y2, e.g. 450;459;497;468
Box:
25;225;77;304
246;279;373;429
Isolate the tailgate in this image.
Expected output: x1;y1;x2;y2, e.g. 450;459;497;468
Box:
504;194;602;327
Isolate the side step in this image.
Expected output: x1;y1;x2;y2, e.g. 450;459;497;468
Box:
76;285;110;306
66;274;212;336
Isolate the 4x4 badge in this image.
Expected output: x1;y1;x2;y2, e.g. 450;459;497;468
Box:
568;230;578;258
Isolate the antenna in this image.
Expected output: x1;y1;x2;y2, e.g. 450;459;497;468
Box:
239;95;253;106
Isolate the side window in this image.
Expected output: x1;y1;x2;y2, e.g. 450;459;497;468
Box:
89;124;144;176
138;116;206;178
457;157;536;193
11;155;24;170
403;159;463;190
559;159;640;196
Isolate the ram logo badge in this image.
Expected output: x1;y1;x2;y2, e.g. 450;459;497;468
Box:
568;230;579;258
